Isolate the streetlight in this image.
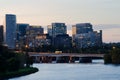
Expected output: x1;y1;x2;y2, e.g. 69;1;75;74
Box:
25;45;29;67
113;46;116;50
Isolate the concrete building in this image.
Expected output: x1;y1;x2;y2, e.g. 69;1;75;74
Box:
0;25;4;43
26;25;44;35
27;34;51;48
4;14;17;49
26;25;44;47
34;34;51;47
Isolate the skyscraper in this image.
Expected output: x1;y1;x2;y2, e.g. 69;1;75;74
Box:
72;23;93;35
72;23;102;48
52;23;67;37
4;14;17;49
17;23;29;41
16;23;29;48
47;23;67;46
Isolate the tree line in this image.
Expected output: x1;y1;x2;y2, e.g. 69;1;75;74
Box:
0;44;36;79
104;48;120;64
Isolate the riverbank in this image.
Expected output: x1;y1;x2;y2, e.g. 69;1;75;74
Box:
10;63;120;80
0;67;39;79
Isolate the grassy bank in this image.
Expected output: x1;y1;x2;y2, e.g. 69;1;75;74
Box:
0;67;39;79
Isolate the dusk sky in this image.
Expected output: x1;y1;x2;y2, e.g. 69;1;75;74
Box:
0;0;120;43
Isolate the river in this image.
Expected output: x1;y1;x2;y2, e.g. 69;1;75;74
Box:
10;60;120;80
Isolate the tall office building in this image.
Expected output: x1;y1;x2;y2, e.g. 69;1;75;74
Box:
4;14;17;49
47;23;67;37
72;23;93;35
0;25;4;43
47;23;67;46
17;23;29;41
51;23;67;37
72;23;102;48
16;23;29;48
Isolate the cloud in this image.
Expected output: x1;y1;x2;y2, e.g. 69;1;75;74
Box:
93;24;120;30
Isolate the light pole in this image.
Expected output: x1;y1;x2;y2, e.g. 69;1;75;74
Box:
25;45;29;67
113;46;116;50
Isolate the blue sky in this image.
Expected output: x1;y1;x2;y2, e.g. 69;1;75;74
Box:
0;0;120;42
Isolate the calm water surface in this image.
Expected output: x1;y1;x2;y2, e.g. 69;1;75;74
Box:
10;60;120;80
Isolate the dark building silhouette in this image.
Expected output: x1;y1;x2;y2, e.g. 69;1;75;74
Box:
54;34;72;49
17;24;29;41
16;23;29;48
0;25;3;43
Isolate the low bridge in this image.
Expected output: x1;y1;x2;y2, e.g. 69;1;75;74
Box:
28;52;105;63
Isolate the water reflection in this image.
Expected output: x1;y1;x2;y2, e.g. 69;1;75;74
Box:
10;60;120;80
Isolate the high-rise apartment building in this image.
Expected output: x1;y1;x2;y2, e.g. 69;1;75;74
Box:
4;14;17;49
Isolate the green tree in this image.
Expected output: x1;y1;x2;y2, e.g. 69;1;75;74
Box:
111;48;120;64
7;58;20;71
0;56;7;73
104;54;112;64
104;48;120;64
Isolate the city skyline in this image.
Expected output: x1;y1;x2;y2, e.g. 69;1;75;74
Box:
0;0;120;42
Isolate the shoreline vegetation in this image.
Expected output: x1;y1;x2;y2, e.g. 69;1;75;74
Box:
104;48;120;64
0;45;38;79
0;67;38;79
0;43;120;79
